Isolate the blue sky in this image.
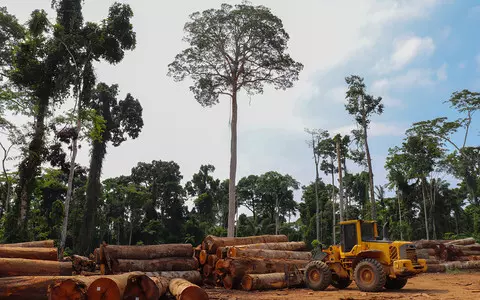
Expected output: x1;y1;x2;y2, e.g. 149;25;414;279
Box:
3;0;480;210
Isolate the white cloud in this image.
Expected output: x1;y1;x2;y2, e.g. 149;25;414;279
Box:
331;122;406;138
437;63;448;81
374;35;435;74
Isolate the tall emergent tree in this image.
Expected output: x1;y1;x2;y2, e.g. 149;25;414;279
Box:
79;83;143;254
168;2;303;237
345;75;383;219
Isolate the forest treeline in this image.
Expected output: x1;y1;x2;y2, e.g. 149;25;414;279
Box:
0;1;479;256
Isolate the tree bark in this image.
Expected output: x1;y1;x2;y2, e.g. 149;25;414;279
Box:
0;143;12;216
103;244;194;260
362;105;376;219
228;248;312;261
0;240;54;248
397;188;403;240
169;278;209;300
227;90;238;238
336;139;344;222
312;134;320;241
111;257;199;273
0;258;72;277
0;276;70;300
241;272;304;291
203;234;288;253
0;247;57;261
225;241;306;252
145;271;202;285
445;238;475;246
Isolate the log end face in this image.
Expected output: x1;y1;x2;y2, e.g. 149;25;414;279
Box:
87;278;120;300
124;275;160;300
180;286;209;300
241;276;253;291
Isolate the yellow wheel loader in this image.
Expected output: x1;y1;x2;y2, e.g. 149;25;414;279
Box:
304;219;427;292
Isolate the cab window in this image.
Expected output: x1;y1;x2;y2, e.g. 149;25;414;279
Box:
341;224;357;252
361;223;375;241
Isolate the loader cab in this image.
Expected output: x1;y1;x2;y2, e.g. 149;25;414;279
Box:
340;220;379;253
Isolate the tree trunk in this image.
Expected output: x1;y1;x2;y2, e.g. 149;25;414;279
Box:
227;90;238;238
397;188;403;240
203;234;288;253
145;271;202;285
312;135;320;242
1;144;12;216
275;194;279;235
225;241;306;252
79;138;107;255
0;276;71;300
0;258;72;277
103;244;193;260
59;105;82;260
363;124;376;220
228;248;312;260
0;247;57;261
241;272;304;291
11;96;49;241
421;179;429;240
111;257;199;273
169;278;209;300
0;240;54;248
336;139;344;222
331;159;336;245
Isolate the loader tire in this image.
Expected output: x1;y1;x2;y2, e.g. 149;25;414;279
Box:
354;258;386;292
385;277;408;290
331;275;352;289
304;261;332;291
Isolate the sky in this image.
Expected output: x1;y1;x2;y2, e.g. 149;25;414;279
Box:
2;0;480;210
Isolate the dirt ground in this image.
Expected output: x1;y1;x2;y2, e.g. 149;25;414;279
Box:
206;272;480;300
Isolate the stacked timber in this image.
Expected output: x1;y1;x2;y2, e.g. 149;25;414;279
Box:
415;237;480;273
97;243;199;275
196;234;309;290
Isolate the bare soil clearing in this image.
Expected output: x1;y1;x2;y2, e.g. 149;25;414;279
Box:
206;272;480;300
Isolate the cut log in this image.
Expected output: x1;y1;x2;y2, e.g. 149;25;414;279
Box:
103;244;193;260
0;258;72;277
425;259;439;264
229;241;307;252
223;275;233;290
207;254;217;267
415;240;448;249
0;247;57;261
203;264;213;277
86;272;143;300
426;264;446;273
112;257;199;273
443;260;480;270
149;275;170;296
73;255;96;273
228;248;312;260
416;248;436;258
199;250;207;265
203;235;288;253
169;278;208;300
0;240;55;248
0;276;70;300
226;257;309;288
241;272;304;291
145;271;202;285
94;248;101;264
48;276;99;300
445;238;475;246
123;273;160;300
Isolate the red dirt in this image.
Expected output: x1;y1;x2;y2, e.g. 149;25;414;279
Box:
206;272;480;300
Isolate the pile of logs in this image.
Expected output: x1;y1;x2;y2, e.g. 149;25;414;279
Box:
95;243;199;274
196;234;309;291
0;240;73;277
415;237;480;273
